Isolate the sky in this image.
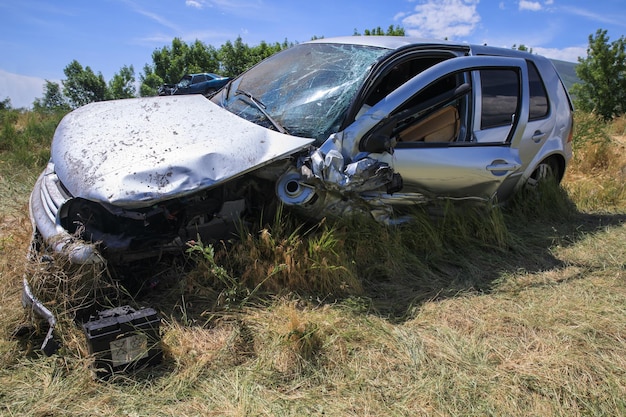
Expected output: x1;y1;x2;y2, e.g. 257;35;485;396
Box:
1;0;625;108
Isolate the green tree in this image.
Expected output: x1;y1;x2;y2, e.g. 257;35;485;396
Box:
62;60;108;108
572;29;626;120
141;38;221;96
512;44;533;54
186;40;220;74
152;37;189;85
248;40;288;67
0;97;11;111
139;64;163;97
108;65;136;99
354;25;405;36
219;36;251;77
33;81;70;112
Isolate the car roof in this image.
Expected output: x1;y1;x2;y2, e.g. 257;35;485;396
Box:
306;35;466;50
186;72;226;78
305;36;544;62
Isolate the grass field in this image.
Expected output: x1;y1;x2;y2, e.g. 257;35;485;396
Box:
0;109;624;416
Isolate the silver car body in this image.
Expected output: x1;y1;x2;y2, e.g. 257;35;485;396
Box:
29;36;574;266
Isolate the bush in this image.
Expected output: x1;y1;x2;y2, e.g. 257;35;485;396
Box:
0;107;67;172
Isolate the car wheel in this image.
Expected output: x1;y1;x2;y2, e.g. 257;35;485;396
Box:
526;158;559;189
203;88;216;97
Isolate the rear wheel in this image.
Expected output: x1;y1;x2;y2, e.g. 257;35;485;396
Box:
526;158;559;189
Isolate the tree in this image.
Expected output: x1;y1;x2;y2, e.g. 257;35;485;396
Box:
62;60;108;108
139;64;163;97
248;40;288;67
512;44;533;54
572;29;626;120
0;97;11;111
186;40;220;75
33;81;70;112
219;36;251;78
108;65;136;99
141;38;221;95
354;25;405;36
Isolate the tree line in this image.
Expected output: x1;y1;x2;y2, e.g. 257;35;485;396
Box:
21;26;626;121
32;25;405;112
33;36;294;111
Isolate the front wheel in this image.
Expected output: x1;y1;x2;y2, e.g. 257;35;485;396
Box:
203;88;216;98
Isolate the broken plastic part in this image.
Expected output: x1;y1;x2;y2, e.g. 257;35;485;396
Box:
22;275;58;356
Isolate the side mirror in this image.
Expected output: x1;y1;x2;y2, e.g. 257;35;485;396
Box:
359;132;396;154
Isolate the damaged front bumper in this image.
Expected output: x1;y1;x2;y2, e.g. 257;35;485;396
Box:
30;164;103;265
24;144;401;355
25;165;102;354
22;273;58;355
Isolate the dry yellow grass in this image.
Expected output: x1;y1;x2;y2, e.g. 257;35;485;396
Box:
1;112;625;416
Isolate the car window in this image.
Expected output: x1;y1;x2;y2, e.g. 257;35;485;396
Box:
480;69;519;129
363;56;453;107
179;76;192;87
371;68;469;146
528;61;549;120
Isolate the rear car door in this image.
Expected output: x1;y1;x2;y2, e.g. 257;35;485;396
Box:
358;56;530;203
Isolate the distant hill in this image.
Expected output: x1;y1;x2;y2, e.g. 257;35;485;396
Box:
550;59;581;92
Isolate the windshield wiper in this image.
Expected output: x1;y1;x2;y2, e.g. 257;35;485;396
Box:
235;89;289;134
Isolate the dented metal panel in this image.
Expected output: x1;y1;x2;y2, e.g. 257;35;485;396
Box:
52;95;315;208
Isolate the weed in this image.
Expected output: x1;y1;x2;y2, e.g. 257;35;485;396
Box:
284;308;322;363
1;110;625;416
0;108;65;171
185;238;253;311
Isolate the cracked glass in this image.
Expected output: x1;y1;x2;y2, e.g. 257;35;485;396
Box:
215;43;388;143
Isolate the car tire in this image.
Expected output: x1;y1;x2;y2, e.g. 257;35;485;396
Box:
526;157;559;189
203;88;216;97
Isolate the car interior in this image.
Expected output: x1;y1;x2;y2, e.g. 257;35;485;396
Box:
361;54;470;144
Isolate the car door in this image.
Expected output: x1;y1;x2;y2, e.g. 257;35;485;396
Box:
188;74;207;94
352;55;530;204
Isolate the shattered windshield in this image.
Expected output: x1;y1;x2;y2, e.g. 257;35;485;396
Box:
178;75;192;87
213;43;388;143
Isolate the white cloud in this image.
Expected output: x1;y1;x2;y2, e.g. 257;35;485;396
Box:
519;1;542;12
186;0;205;9
394;11;408;21
402;0;480;39
533;46;587;63
0;69;47;109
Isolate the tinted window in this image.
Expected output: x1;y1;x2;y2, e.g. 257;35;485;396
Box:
480;69;519;129
528;61;549;120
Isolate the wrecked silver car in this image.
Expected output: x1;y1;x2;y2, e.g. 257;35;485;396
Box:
26;36;573;301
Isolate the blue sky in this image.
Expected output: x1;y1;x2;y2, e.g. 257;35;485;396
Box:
1;0;624;108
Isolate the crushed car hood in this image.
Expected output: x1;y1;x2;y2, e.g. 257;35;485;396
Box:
52;95;315;208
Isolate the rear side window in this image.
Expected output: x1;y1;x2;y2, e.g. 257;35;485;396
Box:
480;69;519;129
528;61;549;120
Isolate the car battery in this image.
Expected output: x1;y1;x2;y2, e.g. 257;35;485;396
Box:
83;305;162;377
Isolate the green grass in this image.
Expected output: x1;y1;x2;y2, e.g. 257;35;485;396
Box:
1;109;625;416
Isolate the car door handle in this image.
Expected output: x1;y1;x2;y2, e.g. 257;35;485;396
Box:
486;161;521;176
532;130;547;143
